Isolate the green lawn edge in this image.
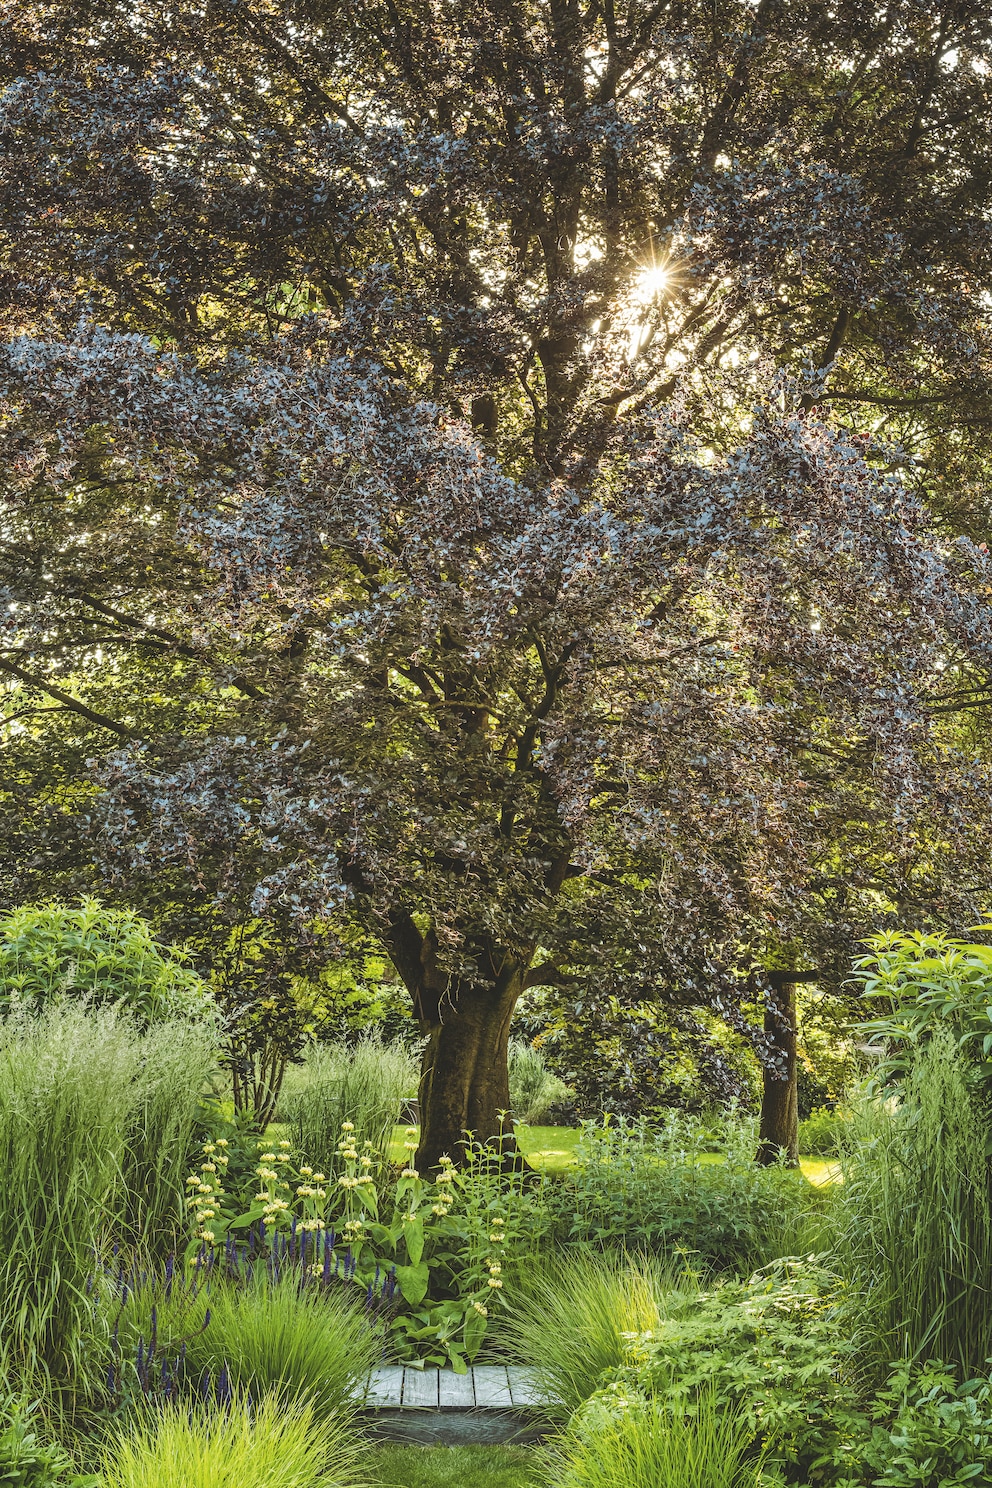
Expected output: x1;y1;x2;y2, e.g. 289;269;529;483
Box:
387;1124;840;1184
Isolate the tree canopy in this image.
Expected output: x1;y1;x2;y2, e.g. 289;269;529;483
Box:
2;1;992;1162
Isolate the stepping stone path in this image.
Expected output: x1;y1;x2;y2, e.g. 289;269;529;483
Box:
360;1365;548;1445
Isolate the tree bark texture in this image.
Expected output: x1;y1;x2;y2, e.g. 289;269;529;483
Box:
415;969;523;1172
383;914;526;1172
756;975;800;1167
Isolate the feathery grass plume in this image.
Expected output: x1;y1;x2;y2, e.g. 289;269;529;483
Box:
508;1041;570;1126
833;1030;992;1378
284;1032;419;1178
100;1391;368;1488
0;1002;145;1383
502;1250;693;1416
122;1018;219;1251
544;1388;762;1488
180;1268;380;1417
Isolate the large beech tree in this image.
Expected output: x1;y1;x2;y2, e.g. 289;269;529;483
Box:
3;2;992;1165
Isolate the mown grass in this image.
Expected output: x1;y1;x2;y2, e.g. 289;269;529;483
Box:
373;1444;542;1488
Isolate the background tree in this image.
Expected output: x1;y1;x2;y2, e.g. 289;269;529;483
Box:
2;2;992;1165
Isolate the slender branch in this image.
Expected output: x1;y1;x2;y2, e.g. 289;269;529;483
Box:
77;594;266;699
0;658;138;738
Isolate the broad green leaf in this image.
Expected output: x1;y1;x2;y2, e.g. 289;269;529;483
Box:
395;1260;430;1306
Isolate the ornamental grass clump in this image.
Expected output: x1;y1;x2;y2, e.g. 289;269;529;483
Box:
833;1031;992;1378
179;1269;380;1418
0;1003;145;1382
544;1388;762;1488
508;1040;570;1126
122;1018;218;1251
99;1391;367;1488
503;1250;687;1416
284;1032;418;1180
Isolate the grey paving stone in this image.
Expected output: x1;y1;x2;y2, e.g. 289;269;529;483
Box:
401;1368;441;1408
438;1369;477;1408
364;1366;405;1407
471;1364;513;1408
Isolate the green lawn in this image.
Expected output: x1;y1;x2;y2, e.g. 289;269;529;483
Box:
388;1124;841;1184
372;1444;542;1488
386;1123;577;1169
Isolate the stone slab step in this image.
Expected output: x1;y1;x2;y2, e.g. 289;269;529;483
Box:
359;1363;545;1411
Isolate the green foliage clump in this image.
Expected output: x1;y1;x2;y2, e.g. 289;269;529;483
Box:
508;1041;571;1126
0;1395;97;1486
0;901;213;1024
283;1032;419;1179
833;1034;992;1380
544;1387;762;1488
99;1393;365;1488
542;1115;825;1270
621;1259;865;1484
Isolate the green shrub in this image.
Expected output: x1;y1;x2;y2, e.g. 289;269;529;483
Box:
798;1105;851;1156
99;1392;366;1488
832;1034;992;1379
508;1041;570;1126
544;1386;763;1488
503;1250;685;1416
622;1258;866;1483
854;930;992;1089
0;1003;146;1381
179;1270;379;1417
539;1115;826;1270
857;1358;992;1488
284;1032;419;1177
0;901;214;1024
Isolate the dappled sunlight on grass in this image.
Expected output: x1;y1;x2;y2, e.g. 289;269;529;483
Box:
801;1157;843;1187
389;1125;842;1183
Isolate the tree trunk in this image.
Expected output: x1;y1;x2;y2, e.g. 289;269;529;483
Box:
415;965;524;1173
381;913;535;1173
756;976;800;1167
